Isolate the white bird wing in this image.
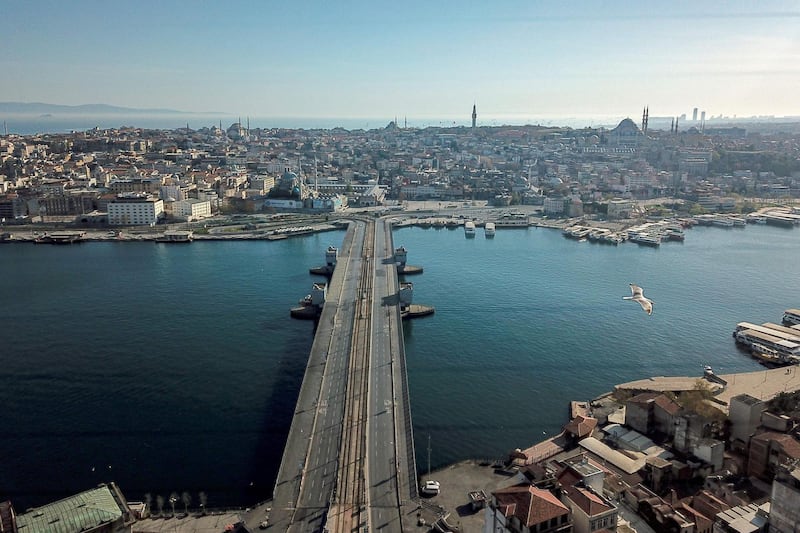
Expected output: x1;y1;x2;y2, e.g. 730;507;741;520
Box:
629;284;644;298
637;297;653;315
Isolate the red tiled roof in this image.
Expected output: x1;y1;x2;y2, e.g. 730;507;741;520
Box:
494;484;570;527
627;392;661;405
752;432;800;459
564;485;612;517
564;415;598;438
653;394;682;416
556;468;582;489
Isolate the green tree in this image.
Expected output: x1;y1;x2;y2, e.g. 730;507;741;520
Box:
688;203;706;216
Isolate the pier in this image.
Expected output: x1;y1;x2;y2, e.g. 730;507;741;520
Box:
266;217;417;532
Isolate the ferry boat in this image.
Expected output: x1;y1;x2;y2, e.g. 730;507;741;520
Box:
484;222;496;237
783;309;800;326
734;328;800;359
34;231;86;244
629;232;661;247
155;230;194;243
734;322;800;343
563;226;592;240
750;343;785;365
494;213;529;228
746;214;767;224
712;217;735;228
464;220;476;237
664;229;685;241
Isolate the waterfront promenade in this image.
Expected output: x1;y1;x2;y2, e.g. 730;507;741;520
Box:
264;217;416;532
616;365;800;411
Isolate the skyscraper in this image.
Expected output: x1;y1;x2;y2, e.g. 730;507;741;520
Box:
692;108;698;121
472;103;477;130
701;111;706;122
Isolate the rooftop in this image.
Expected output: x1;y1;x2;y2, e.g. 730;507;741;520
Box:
16;484;125;533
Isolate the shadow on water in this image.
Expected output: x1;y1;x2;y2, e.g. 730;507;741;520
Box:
244;324;315;505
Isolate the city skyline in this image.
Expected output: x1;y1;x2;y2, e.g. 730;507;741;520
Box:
2;1;800;122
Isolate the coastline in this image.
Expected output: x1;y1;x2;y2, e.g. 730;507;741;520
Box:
401;363;800;532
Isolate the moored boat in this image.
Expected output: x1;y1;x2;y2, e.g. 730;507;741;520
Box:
484;222;495;237
783;309;800;326
630;232;661;247
156;230;193;243
464;220;476;237
750;343;785;365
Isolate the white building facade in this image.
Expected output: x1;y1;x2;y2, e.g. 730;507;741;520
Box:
107;194;164;226
172;199;212;221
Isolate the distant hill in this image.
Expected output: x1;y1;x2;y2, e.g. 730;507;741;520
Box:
0;102;213;115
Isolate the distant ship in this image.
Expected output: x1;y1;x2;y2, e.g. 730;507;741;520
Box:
484;222;495;238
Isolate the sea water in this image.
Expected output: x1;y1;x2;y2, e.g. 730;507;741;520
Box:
0;223;798;508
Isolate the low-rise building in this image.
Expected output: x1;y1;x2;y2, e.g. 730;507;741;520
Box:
769;463;800;533
485;484;572;533
171;198;212;221
10;482;135;533
107;193;164;226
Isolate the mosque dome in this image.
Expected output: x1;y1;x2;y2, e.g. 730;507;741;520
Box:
611;118;641;135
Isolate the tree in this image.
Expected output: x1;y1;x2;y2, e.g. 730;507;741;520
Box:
198;491;208;515
169;492;179;516
143;493;152;517
181;492;192;514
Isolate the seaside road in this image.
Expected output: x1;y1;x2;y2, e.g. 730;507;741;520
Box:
267;221;365;532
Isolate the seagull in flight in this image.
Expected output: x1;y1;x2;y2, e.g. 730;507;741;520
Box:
623;283;653;315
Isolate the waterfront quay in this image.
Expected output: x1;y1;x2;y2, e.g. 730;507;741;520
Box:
264;217;416;532
616;365;800;412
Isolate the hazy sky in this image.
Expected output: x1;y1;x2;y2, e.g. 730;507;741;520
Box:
2;0;799;121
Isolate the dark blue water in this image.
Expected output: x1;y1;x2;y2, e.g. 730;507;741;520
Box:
0;224;798;509
398;224;800;470
0;233;342;509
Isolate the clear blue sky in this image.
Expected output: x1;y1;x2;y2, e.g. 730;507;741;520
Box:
2;0;799;120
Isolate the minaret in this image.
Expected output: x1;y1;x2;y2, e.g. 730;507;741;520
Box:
472;103;477;130
641;106;649;135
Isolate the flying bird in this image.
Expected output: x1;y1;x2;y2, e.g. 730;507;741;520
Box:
623;283;653;315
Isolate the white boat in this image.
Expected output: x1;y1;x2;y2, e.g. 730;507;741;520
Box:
746;214;767;224
464;220;476;237
630;232;661;247
712;217;734;227
783;309;800;326
484;222;496;237
155;230;193;243
750;343;785;365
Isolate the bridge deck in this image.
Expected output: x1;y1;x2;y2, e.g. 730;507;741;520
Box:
267;218;417;532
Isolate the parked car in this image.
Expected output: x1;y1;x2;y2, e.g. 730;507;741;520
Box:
421;480;440;496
